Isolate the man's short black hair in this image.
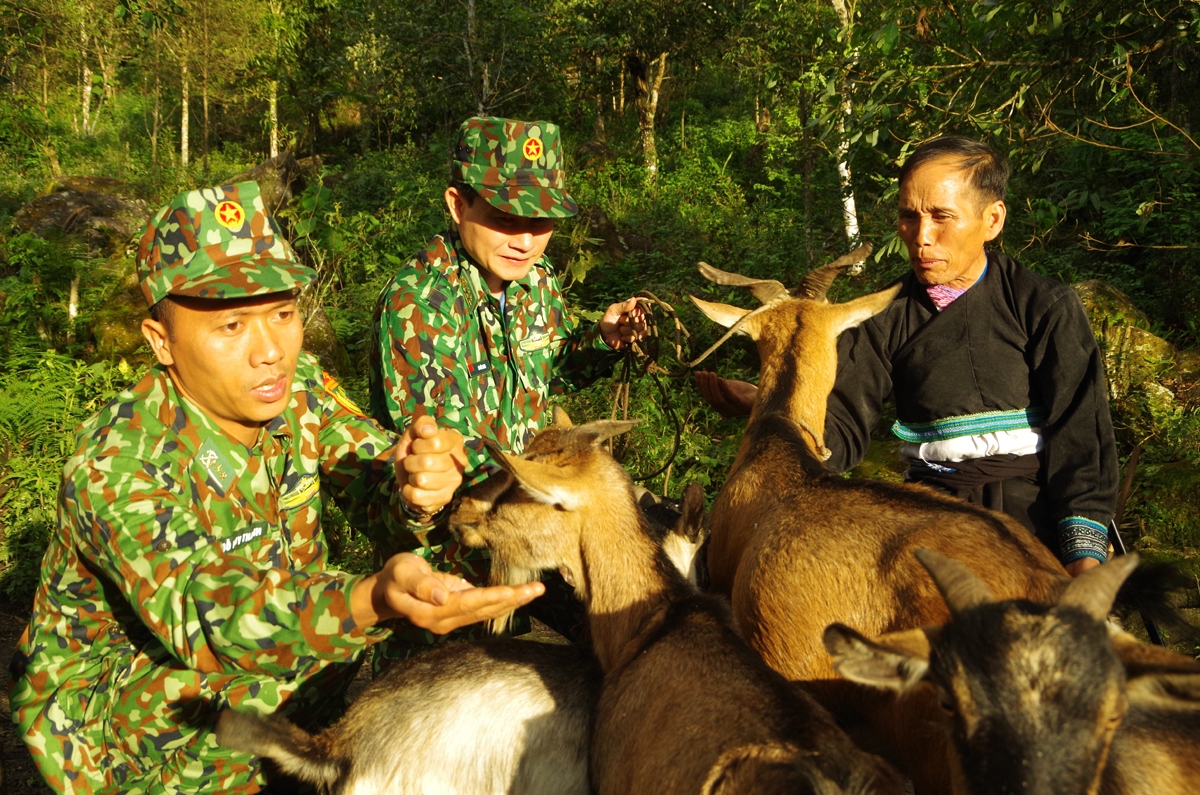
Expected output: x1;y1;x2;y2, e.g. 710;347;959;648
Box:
899;136;1011;206
149;295;177;340
448;181;481;206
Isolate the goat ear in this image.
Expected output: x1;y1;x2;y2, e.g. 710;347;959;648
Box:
698;261;789;304
677;481;708;545
559;419;640;457
796;243;872;300
1058;553;1139;621
1110;628;1200;703
486;446;589;511
828;283;902;336
916;548;996;617
824;623;930;692
551;406;574;429
690;295;754;331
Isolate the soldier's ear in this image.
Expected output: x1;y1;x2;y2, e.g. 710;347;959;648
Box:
141;318;175;366
444;186;466;226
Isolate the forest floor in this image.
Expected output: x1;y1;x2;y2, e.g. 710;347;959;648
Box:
1;598;49;795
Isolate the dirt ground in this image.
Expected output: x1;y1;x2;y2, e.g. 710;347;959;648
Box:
1;599;51;795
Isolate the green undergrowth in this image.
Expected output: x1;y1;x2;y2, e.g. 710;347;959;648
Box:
0;351;143;603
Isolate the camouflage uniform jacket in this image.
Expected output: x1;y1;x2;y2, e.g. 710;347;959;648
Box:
370;230;618;478
10;352;411;795
368;231;618;579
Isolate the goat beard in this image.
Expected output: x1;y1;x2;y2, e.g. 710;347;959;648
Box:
486;556;541;636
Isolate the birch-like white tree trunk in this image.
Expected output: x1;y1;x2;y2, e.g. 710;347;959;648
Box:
269;80;279;158
181;61;190;167
830;0;861;247
80;22;92;137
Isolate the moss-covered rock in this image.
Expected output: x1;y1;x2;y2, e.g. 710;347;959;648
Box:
1074;280;1176;402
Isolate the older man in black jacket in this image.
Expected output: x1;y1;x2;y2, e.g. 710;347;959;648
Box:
698;136;1118;576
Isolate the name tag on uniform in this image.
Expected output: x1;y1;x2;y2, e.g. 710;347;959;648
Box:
518;332;551;352
221;521;269;553
468;361;492;376
280;473;319;511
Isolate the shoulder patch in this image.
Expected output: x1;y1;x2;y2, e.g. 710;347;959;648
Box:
280;473;320;511
322;373;366;418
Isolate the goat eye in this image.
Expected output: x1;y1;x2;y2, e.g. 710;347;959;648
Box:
935;692;956;714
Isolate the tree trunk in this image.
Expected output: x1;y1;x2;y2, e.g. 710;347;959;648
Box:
618;62;625;116
202;0;210;176
152;69;161;167
830;0;861;248
594;51;606;140
40;40;49;120
181;61;190;167
632;52;668;181
269;80;279;158
80;22;92;137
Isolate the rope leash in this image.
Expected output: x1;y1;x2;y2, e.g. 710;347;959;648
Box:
609;292;694;486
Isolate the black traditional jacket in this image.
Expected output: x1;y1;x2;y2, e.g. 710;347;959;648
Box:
824;251;1119;563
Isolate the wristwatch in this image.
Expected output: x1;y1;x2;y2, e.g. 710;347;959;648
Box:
400;497;445;526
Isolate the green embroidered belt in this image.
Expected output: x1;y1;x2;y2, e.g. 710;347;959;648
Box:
892;406;1048;443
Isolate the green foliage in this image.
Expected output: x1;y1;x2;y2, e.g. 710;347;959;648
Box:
0;352;141;604
2;0;1200;602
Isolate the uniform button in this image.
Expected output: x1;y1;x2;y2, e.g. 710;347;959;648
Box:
156;541;172;552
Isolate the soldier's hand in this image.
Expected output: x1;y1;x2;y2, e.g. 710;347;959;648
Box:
600;297;649;350
695;371;757;418
397;415;467;514
352;552;545;633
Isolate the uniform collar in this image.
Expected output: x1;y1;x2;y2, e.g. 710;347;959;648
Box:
446;230;538;314
157;366;293;457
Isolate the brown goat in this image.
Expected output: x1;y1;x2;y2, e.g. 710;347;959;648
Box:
450;414;906;795
691;249;1075;790
826;550;1200;795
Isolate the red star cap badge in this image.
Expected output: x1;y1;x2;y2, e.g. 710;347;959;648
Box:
215;200;245;230
523;137;544;161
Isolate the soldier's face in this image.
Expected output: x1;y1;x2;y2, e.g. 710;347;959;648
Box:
141;292;303;446
898;157;1006;289
446;187;555;294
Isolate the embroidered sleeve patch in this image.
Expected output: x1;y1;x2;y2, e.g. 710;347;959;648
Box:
279;473;320;511
518;331;551;352
322;372;366;418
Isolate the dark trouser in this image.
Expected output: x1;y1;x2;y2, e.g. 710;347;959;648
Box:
906;453;1060;556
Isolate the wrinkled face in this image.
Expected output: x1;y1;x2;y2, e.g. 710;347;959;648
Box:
931;605;1126;795
141;292;302;447
445;187;556;294
897;157;1005;289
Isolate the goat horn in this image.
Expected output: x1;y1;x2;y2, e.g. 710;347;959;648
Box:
796;243;873;300
697;262;789;304
915;548;996;616
1057;553;1139;622
683;300;780;368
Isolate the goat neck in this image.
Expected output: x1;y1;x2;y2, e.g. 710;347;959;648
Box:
580;486;684;674
740;310;841;467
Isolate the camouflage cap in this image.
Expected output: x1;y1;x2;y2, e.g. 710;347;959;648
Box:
452;117;578;219
135;181;315;307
